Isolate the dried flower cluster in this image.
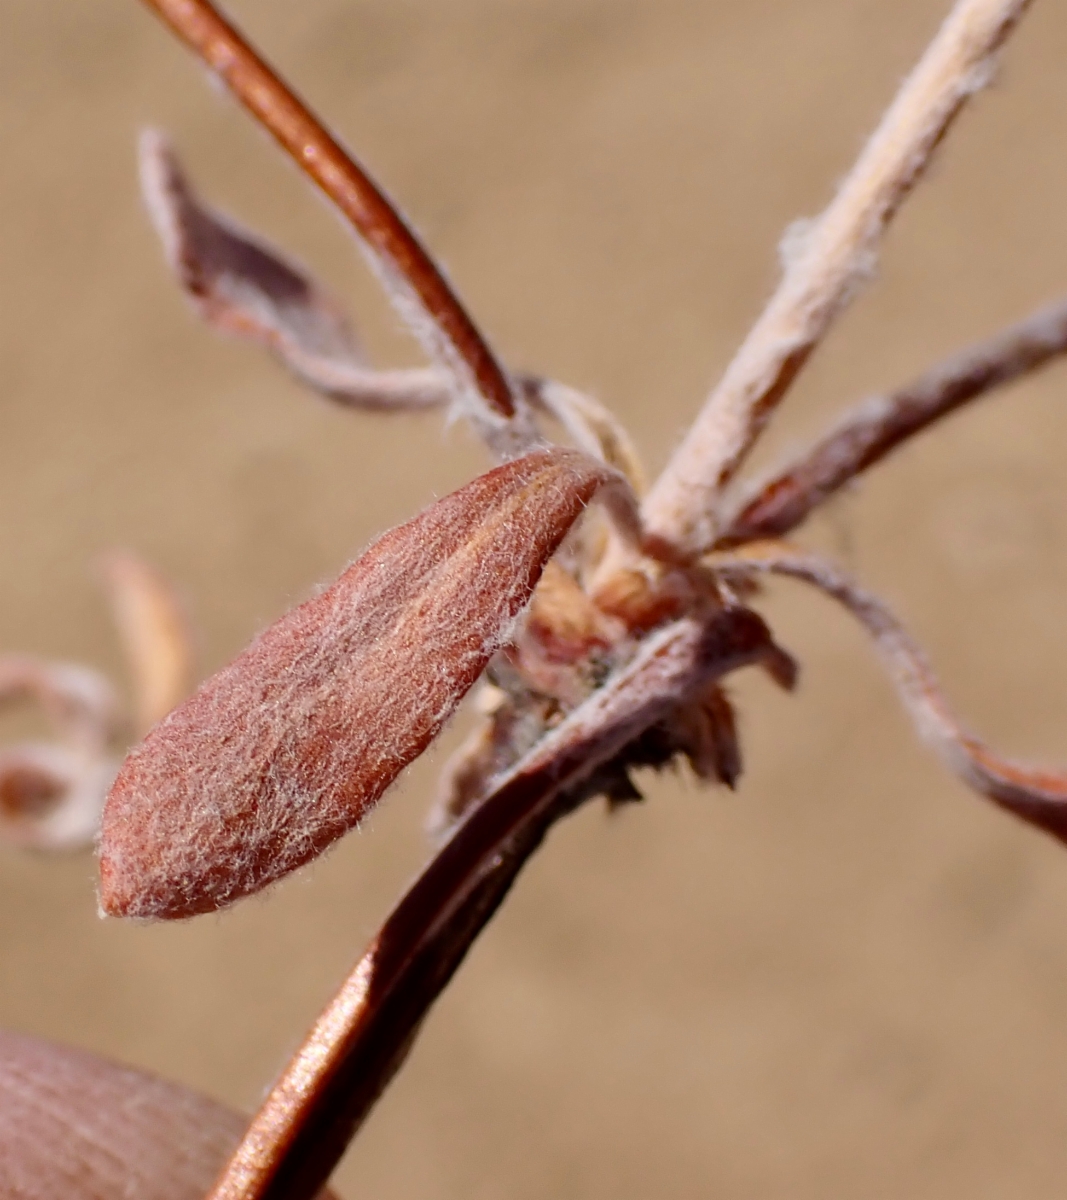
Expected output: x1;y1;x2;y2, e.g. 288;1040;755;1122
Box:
0;552;190;855
1;0;1066;1197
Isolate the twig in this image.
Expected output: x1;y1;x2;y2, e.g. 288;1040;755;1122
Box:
206;605;776;1200
138;0;529;448
709;542;1067;840
720;294;1067;545
641;0;1033;558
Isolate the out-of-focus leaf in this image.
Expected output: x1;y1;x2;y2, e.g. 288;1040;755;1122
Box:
0;656;121;851
0;745;116;851
101;549;194;734
0;1029;338;1199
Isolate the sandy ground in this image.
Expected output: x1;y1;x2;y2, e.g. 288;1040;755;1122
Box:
3;1;1067;1196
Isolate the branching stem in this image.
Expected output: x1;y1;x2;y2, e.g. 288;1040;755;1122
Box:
641;0;1033;558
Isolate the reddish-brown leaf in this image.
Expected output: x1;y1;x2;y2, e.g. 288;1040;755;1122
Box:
99;449;613;919
0;1029;336;1199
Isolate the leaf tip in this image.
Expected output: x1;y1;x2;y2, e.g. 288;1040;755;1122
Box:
97;449;615;920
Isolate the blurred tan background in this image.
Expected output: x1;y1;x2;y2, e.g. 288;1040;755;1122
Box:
3;1;1067;1196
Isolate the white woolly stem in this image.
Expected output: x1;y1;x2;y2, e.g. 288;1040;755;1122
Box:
641;0;1032;558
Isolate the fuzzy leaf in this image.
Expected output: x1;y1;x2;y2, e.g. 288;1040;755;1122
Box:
99;449;613;919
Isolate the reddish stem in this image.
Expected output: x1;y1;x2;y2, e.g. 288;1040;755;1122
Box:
140;0;516;420
720;294;1067;546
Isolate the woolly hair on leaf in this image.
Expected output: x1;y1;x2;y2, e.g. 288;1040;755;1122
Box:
98;448;615;920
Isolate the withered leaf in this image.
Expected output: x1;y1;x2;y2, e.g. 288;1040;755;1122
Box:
0;655;121;852
140;130;449;412
0;1029;336;1199
99;449;613;919
0;745;117;852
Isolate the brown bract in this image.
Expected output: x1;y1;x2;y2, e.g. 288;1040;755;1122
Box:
98;448;613;920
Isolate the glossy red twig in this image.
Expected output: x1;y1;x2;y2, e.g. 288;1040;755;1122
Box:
139;0;519;427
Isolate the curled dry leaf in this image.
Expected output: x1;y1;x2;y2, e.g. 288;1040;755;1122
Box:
101;549;194;734
672;683;743;789
0;655;121;754
0;745;117;852
99;449;616;920
0;656;121;852
0;1029;335;1200
139;130;448;412
712;543;1067;841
